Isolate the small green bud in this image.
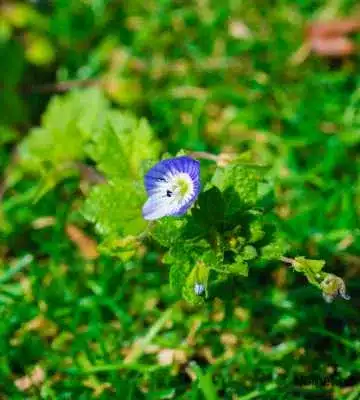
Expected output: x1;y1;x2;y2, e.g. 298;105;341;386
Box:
320;274;350;303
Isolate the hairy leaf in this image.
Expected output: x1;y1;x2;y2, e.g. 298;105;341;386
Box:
212;162;264;215
18;88;108;173
83;179;147;237
151;217;185;247
293;257;326;273
260;235;287;261
227;256;249;276
88;110;161;179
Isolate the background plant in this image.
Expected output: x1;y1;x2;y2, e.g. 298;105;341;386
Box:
0;0;359;398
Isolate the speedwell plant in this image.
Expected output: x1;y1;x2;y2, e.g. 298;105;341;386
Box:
16;89;349;306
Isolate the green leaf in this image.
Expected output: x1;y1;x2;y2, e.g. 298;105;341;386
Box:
196;186;224;225
98;236;140;262
169;262;191;295
212;162;264;215
18;88;108;173
293;257;326;273
151;217;185;247
83;179;147;237
88;110;161;180
241;245;257;261
200;249;222;268
31;167;76;203
0;125;18;145
248;219;265;243
182;262;210;305
227;256;249;276
260;235;287;261
167;244;216;301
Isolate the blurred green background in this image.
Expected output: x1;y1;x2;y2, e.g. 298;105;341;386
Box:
0;0;359;398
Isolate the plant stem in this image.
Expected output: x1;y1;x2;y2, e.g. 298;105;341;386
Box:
189;151;219;162
280;256;295;265
0;254;33;284
124;305;175;364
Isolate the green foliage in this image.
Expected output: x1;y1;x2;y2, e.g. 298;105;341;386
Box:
212;162;264;210
227;255;249;276
261;235;288;261
88;111;161;180
1;0;359;398
183;262;210;305
83;179;147;237
15;86;161;239
289;256;350;303
293;256;326;274
151;217;185;247
149;161;288;305
83;107;161;241
18;88;108;175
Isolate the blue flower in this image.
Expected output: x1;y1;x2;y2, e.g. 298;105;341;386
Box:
142;156;201;220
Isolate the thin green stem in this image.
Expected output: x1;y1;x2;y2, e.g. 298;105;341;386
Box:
280;256;295;265
137;221;155;241
67;362;162;375
237;383;278;400
190;362;220;400
124;305;175;364
310;327;360;353
0;254;33;285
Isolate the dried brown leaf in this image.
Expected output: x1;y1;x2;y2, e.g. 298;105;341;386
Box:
291;18;360;64
307;19;360;38
157;349;187;366
66;224;99;260
14;366;45;392
229;20;252;39
310;36;355;57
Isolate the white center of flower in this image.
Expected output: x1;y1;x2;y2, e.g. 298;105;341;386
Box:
163;172;194;205
143;171;197;220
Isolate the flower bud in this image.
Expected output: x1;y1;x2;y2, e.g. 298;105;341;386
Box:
194;283;205;296
320;273;350;303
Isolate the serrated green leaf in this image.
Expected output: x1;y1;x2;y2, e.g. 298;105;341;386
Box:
88;110;161;179
151;217;185;247
200;249;222;268
241;245;257;261
83;179;147;237
182;284;205;306
227;256;249;276
249;219;265;243
293;257;326;273
98;236;140;261
18;88;108;173
169;262;191;295
31;167;76;203
212;162;264;215
260;235;287;261
196;186;224;225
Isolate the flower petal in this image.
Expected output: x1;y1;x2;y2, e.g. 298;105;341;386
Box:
142;195;178;221
144;156;200;195
142;156;201;220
